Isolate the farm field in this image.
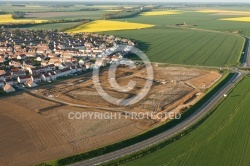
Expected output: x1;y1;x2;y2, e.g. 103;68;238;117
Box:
197;9;250;15
105;27;245;66
115;10;250;36
19;22;82;30
0;3;136;12
220;17;250;22
123;75;250;166
66;20;154;33
23;10;111;20
0;93;149;166
140;10;182;16
0;66;220;165
0;14;47;24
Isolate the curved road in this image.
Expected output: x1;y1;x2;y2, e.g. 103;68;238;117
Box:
71;71;246;166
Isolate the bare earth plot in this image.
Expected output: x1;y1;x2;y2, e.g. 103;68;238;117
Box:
0;66;221;165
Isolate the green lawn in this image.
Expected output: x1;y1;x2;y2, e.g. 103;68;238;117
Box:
123;76;250;166
105;27;245;66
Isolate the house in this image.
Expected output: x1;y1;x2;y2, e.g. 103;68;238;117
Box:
93;49;103;54
24;79;38;88
0;58;6;63
56;68;71;77
95;58;107;67
1;73;12;79
62;53;72;58
11;67;20;73
17;76;31;84
23;60;33;66
41;73;51;82
111;55;119;62
59;64;67;70
54;61;62;67
29;67;45;75
41;61;48;67
26;52;36;58
85;42;94;48
65;58;73;62
0;80;4;88
31;75;42;83
70;66;77;74
57;44;66;50
36;57;42;62
11;71;26;78
9;61;21;68
17;54;27;60
49;72;57;80
3;83;15;93
36;46;48;54
5;78;14;85
0;70;6;75
46;64;56;71
55;49;63;55
47;53;56;58
103;56;111;64
36;55;46;62
85;62;92;69
49;57;61;65
79;59;85;66
0;46;6;51
76;65;84;72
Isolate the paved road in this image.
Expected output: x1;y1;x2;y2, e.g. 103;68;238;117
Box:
71;71;245;166
243;38;250;68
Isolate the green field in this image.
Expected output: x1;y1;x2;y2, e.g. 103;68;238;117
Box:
18;22;82;30
115;11;250;37
106;27;245;66
123;75;250;166
23;10;110;20
0;3;135;12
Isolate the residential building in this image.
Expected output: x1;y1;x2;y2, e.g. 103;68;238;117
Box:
17;76;31;84
3;84;15;93
41;73;51;82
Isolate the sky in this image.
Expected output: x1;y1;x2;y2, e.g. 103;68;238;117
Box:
2;0;250;2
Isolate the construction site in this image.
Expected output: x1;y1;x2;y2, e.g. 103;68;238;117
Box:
0;64;221;165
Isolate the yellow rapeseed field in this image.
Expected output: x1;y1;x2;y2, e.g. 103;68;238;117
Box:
67;20;154;33
140;10;182;16
0;15;47;24
197;10;250;15
219;17;250;22
104;10;121;12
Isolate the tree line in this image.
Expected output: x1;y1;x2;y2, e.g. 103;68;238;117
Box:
102;7;151;20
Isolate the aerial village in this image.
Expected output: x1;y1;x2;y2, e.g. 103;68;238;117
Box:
0;27;135;93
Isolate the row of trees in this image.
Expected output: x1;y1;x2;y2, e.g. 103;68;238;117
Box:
12;12;25;19
102;7;151;20
1;18;91;28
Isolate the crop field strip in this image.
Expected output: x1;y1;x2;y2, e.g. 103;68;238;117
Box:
123;76;250;166
66;20;154;33
0;14;47;24
19;22;83;30
115;10;250;36
106;28;245;66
